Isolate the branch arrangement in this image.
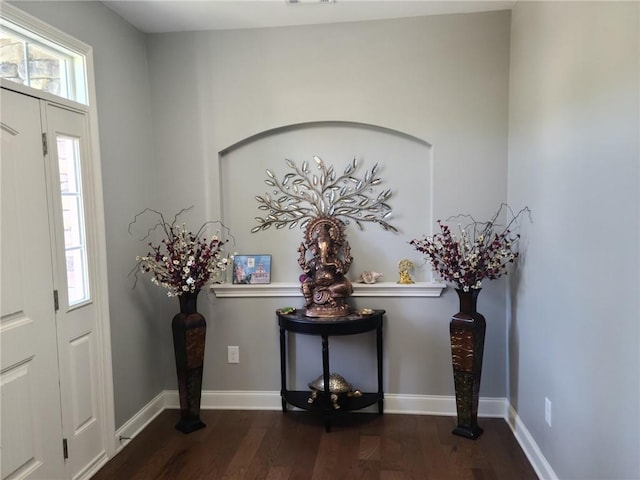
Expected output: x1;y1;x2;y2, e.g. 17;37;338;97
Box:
129;207;231;296
410;204;532;291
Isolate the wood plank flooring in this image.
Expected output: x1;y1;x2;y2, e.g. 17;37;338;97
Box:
92;410;537;480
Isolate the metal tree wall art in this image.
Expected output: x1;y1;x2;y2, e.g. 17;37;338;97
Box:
252;156;397;233
253;156;397;317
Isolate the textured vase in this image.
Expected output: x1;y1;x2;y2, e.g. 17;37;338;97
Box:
450;288;486;439
172;289;206;433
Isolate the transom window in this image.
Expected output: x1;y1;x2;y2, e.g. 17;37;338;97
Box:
0;19;87;104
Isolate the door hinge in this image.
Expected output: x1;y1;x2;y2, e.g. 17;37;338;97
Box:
42;132;48;155
53;290;59;311
62;438;69;460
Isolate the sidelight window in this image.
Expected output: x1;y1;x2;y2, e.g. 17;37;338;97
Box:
57;135;90;306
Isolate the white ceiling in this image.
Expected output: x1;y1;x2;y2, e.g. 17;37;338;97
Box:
102;0;516;33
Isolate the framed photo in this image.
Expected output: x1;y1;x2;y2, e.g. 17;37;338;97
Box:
232;254;272;284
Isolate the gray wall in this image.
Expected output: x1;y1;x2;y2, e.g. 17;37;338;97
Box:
9;3;640;477
9;1;170;428
145;11;512;398
11;2;514;430
507;2;639;479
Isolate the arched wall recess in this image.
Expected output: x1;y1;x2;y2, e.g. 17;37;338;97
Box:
213;121;444;297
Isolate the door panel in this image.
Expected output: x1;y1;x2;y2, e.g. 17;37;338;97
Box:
45;103;106;479
1;89;66;479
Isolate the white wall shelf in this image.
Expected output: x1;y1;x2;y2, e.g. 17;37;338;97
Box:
211;281;446;298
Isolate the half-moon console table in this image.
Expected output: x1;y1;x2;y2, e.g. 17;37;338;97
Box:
277;309;385;432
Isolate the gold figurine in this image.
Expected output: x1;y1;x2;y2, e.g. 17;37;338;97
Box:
397;259;415;284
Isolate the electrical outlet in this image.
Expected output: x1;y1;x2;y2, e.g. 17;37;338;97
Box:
227;346;240;364
545;397;552;427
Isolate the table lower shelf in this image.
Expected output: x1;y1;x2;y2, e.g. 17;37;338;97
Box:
281;390;384;415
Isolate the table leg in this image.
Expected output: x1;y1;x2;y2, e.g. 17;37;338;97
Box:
322;334;331;432
280;327;287;413
377;324;384;415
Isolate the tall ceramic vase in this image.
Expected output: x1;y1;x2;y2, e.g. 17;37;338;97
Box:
450;288;486;439
172;289;206;433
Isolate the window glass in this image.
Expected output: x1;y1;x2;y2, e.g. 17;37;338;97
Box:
57;135;90;305
0;21;86;104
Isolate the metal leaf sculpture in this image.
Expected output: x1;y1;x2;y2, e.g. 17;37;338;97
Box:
252;156;397;233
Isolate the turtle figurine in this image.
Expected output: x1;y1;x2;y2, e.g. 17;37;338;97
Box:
307;373;362;409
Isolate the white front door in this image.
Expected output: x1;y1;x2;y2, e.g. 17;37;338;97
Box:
1;88;110;480
1;90;67;479
44;102;108;480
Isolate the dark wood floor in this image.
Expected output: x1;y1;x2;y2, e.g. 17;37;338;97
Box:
92;409;537;480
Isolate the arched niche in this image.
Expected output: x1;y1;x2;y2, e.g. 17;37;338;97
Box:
214;121;444;297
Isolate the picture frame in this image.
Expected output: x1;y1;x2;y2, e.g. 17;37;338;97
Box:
232;254;272;284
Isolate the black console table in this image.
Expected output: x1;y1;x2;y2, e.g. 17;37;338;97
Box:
277;309;385;432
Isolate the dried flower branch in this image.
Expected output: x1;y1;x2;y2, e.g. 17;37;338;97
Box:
410;204;532;291
252;156;397;233
129;207;231;296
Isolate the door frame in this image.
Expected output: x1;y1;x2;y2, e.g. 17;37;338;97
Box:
1;3;116;463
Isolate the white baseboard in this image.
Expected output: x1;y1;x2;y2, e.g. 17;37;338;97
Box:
112;390;553;480
163;389;283;410
162;389;509;417
384;393;508;418
507;405;558;480
113;391;168;454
